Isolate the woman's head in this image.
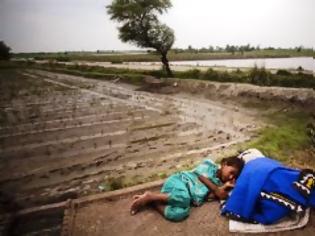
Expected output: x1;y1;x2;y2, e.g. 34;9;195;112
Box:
218;156;245;183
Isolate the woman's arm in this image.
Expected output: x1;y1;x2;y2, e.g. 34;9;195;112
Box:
198;175;234;200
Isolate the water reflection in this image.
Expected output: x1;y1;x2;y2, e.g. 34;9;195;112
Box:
171;57;314;72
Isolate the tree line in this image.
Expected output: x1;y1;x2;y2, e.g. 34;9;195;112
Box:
170;45;310;54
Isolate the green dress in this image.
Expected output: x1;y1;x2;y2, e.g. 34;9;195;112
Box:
161;159;222;221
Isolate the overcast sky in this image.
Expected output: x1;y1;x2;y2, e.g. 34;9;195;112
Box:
0;0;314;53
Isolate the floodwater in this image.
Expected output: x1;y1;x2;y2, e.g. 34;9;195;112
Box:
170;57;314;72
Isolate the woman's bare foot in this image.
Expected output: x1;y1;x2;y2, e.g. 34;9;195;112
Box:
130;191;152;215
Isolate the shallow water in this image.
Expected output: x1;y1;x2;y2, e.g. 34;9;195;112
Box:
170;57;314;72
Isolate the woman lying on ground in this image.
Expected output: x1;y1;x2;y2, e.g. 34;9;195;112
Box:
130;156;245;222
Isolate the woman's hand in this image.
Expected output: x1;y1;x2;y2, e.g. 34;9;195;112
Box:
222;179;235;191
198;175;236;200
215;179;235;200
215;186;229;199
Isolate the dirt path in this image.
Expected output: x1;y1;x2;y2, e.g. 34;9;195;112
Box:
70;195;315;236
4;180;314;235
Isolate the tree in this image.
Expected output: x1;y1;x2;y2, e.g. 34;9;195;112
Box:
215;46;223;52
107;0;175;77
225;44;230;52
296;46;303;52
225;44;236;54
0;41;11;60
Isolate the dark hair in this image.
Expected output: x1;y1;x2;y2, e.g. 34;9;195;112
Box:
221;156;245;177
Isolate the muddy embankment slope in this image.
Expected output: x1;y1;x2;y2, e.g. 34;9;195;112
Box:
162;77;315;109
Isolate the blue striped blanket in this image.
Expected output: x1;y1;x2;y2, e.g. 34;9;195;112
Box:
221;157;315;224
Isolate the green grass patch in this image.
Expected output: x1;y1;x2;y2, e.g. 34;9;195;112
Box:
245;112;312;162
173;67;315;88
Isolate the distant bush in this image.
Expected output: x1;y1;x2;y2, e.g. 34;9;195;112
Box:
0;41;11;60
148;69;168;78
272;72;315;88
110;60;123;64
203;68;220;80
276;69;292;76
33;56;45;61
55;56;71;62
179;69;201;79
171;69;197;80
235;68;242;74
250;66;271;86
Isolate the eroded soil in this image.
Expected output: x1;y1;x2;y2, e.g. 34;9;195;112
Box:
0;69;260;210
